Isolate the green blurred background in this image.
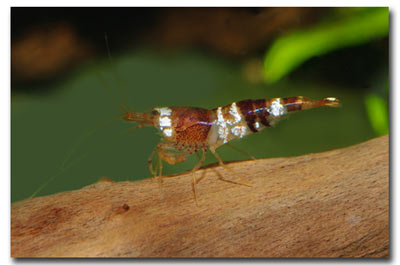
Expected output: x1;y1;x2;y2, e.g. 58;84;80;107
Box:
11;7;389;203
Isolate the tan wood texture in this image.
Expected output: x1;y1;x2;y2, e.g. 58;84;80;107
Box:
11;135;389;257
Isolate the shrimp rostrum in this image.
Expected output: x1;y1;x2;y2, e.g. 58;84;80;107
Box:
123;96;340;203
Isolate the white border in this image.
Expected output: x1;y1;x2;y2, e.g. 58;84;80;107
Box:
5;1;396;264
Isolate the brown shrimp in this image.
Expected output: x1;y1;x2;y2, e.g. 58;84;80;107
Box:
123;96;340;204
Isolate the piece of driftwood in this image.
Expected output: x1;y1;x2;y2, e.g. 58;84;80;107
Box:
11;135;389;258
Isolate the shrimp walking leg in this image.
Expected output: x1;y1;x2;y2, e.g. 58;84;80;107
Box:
197;166;250;187
147;145;164;198
209;147;252;187
148;144;161;177
194;151;249;187
157;153;163;189
190;149;207;205
225;143;256;160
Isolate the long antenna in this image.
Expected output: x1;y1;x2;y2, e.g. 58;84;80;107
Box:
96;71;130;115
104;32;132;112
29;33;136;199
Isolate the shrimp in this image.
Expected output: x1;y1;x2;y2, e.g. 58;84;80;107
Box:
123;96;340;203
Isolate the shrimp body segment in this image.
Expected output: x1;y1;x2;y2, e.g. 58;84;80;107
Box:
123;96;340;202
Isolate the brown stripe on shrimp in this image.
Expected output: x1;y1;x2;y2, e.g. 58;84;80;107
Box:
236;100;259;133
253;99;271;128
281;96;303;112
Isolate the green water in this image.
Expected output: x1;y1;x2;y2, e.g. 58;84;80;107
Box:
11;49;377;202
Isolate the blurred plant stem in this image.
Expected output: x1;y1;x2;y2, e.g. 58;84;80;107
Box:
365;93;389;136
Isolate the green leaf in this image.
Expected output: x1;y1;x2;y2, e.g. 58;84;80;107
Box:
263;7;389;83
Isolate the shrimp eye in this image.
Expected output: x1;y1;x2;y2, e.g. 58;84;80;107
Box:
151;110;159;115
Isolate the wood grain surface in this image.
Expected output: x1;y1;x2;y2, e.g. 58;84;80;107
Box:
11;135;389;257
